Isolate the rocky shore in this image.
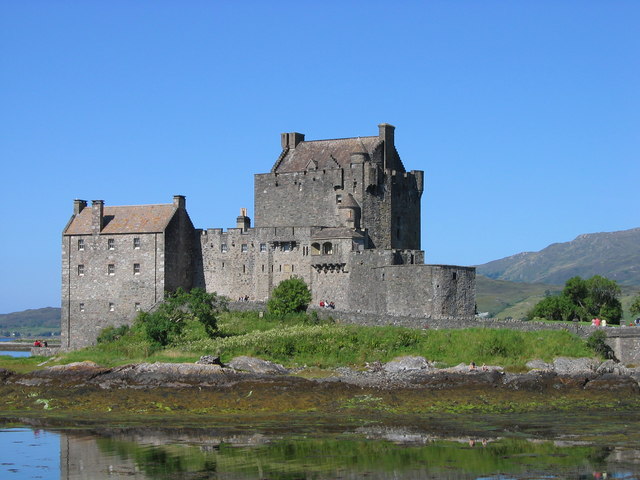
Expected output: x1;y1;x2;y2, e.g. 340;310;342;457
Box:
2;355;639;393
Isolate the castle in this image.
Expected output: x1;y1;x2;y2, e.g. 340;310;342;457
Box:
61;124;476;349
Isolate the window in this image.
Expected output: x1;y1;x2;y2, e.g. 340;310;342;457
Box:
260;243;267;253
108;238;115;250
311;243;321;255
323;242;333;255
133;263;140;275
77;264;85;276
78;239;85;251
133;237;141;249
108;264;115;275
241;244;248;253
109;302;115;312
135;302;141;312
282;242;291;252
336;194;342;204
79;303;85;313
221;243;227;253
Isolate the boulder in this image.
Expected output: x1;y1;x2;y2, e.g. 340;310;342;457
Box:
227;356;289;375
526;359;552;371
552;357;599;375
383;356;431;373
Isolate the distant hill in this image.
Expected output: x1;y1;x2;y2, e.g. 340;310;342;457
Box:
476;228;640;286
0;307;61;336
476;275;639;322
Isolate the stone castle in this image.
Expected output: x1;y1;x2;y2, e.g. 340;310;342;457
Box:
61;124;475;349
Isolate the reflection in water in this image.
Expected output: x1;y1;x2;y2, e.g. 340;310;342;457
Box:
54;426;640;480
4;417;640;479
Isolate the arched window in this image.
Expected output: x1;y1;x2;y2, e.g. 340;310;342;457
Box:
323;242;333;255
311;243;321;255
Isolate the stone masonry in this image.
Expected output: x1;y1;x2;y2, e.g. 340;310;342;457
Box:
62;124;476;349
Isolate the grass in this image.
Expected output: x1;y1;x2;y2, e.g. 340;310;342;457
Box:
0;311;595;373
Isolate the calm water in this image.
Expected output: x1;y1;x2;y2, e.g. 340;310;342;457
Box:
2;414;640;479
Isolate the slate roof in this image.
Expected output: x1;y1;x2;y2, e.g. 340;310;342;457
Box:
273;136;382;173
64;204;176;235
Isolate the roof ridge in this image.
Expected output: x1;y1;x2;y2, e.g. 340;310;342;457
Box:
301;135;378;143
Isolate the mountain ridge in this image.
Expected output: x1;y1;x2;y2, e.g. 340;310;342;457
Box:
477;227;640;286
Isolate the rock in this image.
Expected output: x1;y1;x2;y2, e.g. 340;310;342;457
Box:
0;368;15;382
227;356;289;375
93;362;235;389
552;357;599;375
526;359;552;371
595;360;631;376
383;356;431;373
585;374;640;392
196;355;223;366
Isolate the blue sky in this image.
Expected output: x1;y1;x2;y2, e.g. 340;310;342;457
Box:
1;1;638;313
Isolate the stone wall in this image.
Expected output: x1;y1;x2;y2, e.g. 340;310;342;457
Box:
62;231;166;349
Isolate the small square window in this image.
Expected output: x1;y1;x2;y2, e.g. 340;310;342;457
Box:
336;194;342;204
241;244;248;253
221;244;228;253
282;242;291;252
77;264;85;276
260;243;267;253
109;302;115;312
108;264;115;275
79;303;85;313
135;302;141;312
133;263;140;274
108;238;115;250
78;239;85;251
133;237;141;249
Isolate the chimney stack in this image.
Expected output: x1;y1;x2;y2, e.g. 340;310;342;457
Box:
73;199;87;215
378;123;395;170
173;195;186;209
281;132;305;149
236;207;251;232
91;200;104;235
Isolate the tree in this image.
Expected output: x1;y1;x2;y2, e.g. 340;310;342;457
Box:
630;294;640;318
137;288;228;346
267;277;312;316
528;275;623;324
528;295;576;322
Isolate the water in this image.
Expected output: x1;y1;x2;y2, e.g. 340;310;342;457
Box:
0;351;31;358
2;418;640;479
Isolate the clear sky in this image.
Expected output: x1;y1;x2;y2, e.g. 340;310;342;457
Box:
1;1;638;314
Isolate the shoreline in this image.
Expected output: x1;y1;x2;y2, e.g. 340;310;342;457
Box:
2;355;640;421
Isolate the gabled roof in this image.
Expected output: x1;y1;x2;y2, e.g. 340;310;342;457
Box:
273;136;381;173
64;204;176;235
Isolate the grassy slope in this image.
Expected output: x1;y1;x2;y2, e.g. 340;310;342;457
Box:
4;311;594;374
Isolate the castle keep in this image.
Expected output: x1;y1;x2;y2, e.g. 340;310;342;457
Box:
61;124;475;349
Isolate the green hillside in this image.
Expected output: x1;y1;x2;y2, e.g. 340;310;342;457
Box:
476;275;640;323
477;228;640;286
0;307;61;337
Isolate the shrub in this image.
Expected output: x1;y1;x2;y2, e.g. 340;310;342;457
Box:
267;277;312;316
136;288;228;346
586;330;615;360
96;325;130;344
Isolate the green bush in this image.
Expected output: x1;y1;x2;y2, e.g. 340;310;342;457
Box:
586;330;615;360
136;288;228;346
96;325;130;344
267;277;312;316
